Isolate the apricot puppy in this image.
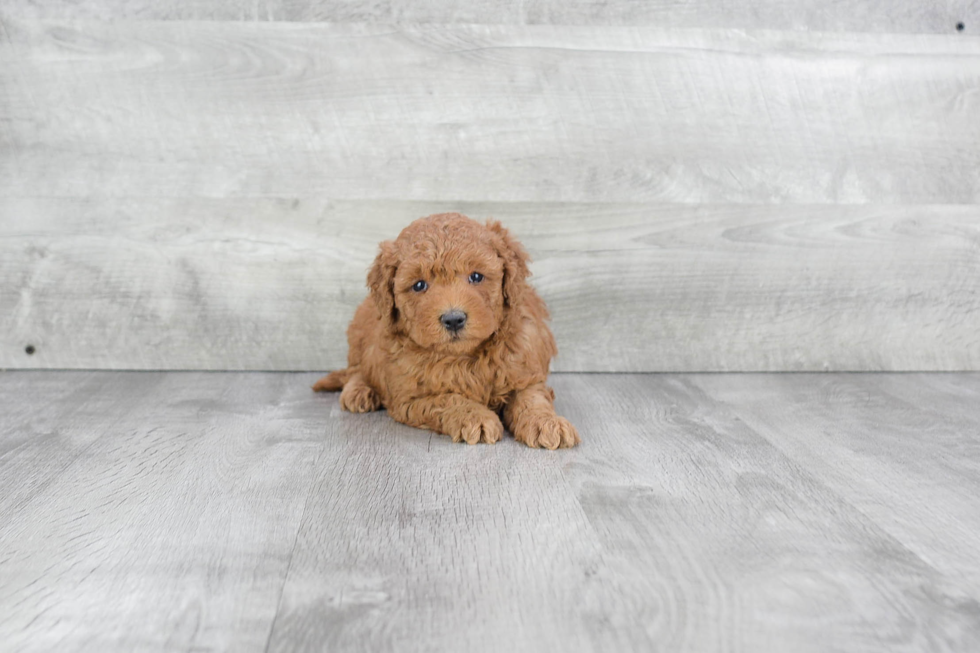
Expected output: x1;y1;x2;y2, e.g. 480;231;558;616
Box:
314;213;580;449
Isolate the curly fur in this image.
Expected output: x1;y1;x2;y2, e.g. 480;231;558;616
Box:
314;213;580;449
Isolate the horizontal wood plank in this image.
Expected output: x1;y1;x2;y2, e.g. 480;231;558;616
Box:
2;198;978;372
2;1;977;34
2;21;980;203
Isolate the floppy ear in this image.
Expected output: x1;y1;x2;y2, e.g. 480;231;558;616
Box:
487;220;530;308
367;240;399;328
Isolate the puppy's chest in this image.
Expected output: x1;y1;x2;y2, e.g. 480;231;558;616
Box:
396;355;510;408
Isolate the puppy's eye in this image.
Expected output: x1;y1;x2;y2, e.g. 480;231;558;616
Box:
411;280;428;293
468;272;484;284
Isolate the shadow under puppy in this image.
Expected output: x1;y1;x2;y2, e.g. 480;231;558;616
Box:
314;212;580;449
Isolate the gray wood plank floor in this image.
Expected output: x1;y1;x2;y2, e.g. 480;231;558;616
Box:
2;371;979;652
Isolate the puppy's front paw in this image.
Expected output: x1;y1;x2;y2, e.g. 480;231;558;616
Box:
340;382;381;413
514;414;580;450
449;409;503;445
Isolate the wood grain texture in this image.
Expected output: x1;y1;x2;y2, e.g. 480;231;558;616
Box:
692;373;980;588
2;20;980;204
264;406;610;652
2;198;978;372
0;371;325;653
552;373;980;652
3;0;978;34
5;371;980;652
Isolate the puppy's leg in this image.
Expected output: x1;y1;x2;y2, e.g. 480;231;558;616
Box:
338;372;382;413
389;395;503;445
504;383;580;450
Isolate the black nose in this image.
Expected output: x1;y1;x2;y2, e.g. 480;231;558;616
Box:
440;309;467;333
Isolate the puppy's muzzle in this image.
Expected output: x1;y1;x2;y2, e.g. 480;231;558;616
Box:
440;309;467;334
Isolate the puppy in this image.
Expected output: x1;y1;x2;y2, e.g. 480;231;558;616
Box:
313;213;580;449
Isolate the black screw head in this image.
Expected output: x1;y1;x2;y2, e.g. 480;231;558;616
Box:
956;22;965;31
25;345;36;355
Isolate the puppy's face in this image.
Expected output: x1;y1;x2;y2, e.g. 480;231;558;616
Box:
369;214;529;354
393;247;504;352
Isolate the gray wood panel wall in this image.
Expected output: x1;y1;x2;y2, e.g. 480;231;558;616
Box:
4;0;978;33
1;4;978;372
